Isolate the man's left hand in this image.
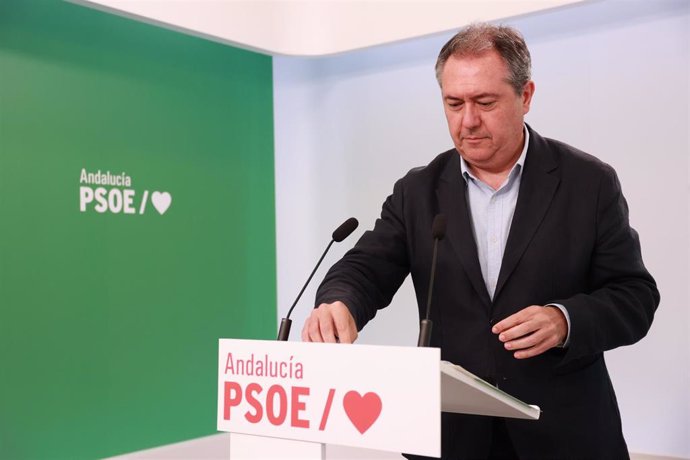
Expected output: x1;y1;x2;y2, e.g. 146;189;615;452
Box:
492;305;567;359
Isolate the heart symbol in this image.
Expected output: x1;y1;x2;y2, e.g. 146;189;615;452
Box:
343;391;382;434
151;191;172;215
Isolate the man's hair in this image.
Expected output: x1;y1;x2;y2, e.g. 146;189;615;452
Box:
435;23;531;94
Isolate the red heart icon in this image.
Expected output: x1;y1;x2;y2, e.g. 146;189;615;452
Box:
343;391;382;434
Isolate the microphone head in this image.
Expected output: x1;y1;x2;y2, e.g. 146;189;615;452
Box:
332;217;359;242
432;214;447;240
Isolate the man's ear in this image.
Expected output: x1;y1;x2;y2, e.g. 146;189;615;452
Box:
522;81;535;114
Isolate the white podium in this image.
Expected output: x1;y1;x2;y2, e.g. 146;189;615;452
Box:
217;339;539;459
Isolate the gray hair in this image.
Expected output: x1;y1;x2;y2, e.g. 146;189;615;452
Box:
435;23;531;94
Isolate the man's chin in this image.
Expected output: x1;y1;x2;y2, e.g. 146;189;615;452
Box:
457;148;492;163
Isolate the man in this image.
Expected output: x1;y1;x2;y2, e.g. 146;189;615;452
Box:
302;24;659;459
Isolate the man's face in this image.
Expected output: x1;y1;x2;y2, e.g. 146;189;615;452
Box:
440;51;534;174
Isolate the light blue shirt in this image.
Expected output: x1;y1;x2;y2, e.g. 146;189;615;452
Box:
460;126;571;345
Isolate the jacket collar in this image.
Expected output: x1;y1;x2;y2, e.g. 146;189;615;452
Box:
436;125;560;305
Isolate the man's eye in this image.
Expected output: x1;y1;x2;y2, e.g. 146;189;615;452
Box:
478;101;495;107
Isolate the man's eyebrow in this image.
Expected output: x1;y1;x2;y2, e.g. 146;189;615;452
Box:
473;93;500;99
444;93;500;101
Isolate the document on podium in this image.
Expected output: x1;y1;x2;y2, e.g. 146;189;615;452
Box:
441;361;541;420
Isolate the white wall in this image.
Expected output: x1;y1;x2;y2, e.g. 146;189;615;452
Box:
274;0;690;457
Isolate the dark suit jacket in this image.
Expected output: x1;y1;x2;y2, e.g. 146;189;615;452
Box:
316;126;659;459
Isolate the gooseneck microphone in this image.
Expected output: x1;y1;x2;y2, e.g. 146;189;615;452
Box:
277;217;359;341
418;214;446;347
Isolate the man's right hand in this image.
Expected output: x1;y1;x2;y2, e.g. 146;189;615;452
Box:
301;301;358;344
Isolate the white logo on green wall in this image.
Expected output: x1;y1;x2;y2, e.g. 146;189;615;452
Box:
79;168;172;215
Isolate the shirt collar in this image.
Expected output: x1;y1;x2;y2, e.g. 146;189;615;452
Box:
460;124;529;182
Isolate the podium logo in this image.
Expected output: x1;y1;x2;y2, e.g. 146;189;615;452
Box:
222;352;383;435
79;168;172;215
151;191;172;214
343;391;382;434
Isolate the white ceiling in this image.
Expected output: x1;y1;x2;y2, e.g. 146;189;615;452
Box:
69;0;588;57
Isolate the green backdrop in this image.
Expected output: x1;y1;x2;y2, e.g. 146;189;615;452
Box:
0;1;276;458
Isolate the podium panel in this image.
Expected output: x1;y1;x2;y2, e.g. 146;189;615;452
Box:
229;433;324;460
217;339;441;457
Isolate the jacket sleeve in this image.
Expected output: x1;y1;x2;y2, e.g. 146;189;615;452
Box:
555;165;659;362
315;177;412;331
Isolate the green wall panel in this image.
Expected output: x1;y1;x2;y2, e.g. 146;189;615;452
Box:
0;1;276;458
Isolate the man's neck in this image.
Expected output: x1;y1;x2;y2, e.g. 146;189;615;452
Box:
468;135;525;190
468;165;513;191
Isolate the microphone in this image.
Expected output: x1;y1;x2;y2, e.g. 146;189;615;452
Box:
277;217;359;341
418;214;446;347
332;217;359;242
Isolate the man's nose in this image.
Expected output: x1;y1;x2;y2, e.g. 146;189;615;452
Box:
461;103;481;130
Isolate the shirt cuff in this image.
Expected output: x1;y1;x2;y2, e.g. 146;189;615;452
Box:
546;303;571;347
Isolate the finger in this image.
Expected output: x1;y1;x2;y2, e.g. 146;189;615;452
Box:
493;305;543;334
504;317;564;351
498;319;538;343
300;307;327;343
492;314;521;334
504;330;544;351
301;302;356;344
307;323;324;343
317;311;338;343
301;314;312;342
506;310;565;347
513;339;551;359
306;313;326;343
301;322;310;342
301;315;316;342
334;315;357;344
508;322;566;357
325;301;357;344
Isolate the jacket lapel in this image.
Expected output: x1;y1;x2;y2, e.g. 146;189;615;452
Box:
494;128;560;301
437;152;493;308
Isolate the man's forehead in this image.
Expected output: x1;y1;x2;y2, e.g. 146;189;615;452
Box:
443;52;507;75
441;77;512;99
440;52;512;95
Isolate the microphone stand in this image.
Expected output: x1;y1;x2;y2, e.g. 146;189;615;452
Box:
277;240;335;341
